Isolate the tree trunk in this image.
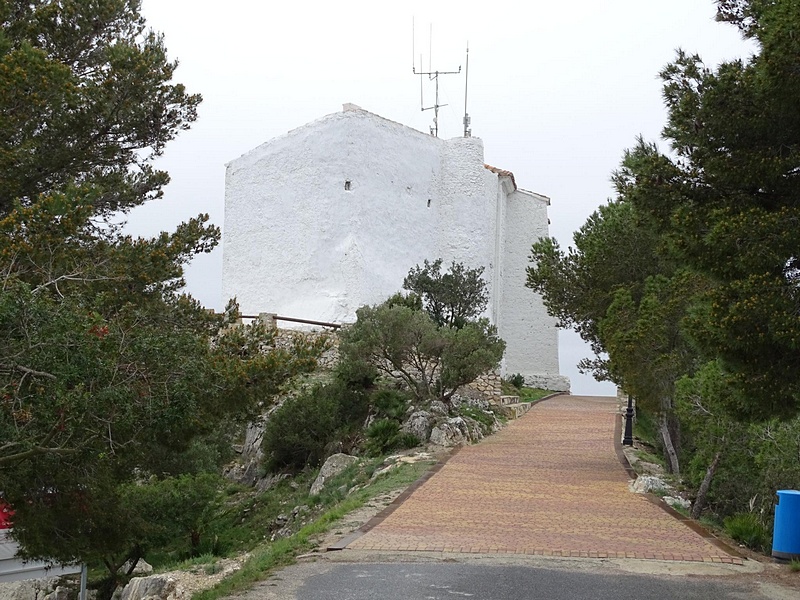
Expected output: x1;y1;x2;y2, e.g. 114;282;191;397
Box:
659;412;680;475
691;451;722;520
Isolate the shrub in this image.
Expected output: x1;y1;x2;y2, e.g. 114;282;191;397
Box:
723;513;771;552
364;419;419;457
262;387;341;472
508;373;525;389
371;388;412;421
121;473;224;558
403;259;489;329
365;419;401;456
395;432;421;450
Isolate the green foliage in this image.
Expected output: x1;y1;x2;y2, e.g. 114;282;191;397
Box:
403;259;489;329
371;388;412;421
262;387;346;473
0;0;201;215
120;473;224;557
458;405;495;433
675;361;800;523
192;458;435;600
529;0;800;419
517;387;552;403
339;300;504;405
527;200;670;382
365;419;401;456
507;373;526;389
632;408;659;446
616;0;800;420
723;513;771;552
364;419;419;457
0;2;326;586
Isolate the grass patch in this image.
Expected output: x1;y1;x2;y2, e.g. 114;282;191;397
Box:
633;409;659;446
458;405;496;432
789;560;800;573
499;380;555;404
634;448;667;469
724;513;771;553
192;458;435;600
517;387;553;403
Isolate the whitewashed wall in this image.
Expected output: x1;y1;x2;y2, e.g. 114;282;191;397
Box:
222;106;568;390
499;189;569;391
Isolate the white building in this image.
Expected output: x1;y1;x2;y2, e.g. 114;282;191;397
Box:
222;104;568;391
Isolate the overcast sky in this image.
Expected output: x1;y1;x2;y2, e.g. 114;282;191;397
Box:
130;0;753;395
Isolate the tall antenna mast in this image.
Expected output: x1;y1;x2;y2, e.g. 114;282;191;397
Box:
412;20;461;138
463;43;471;138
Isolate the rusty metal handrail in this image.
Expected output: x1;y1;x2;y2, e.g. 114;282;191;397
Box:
238;314;341;330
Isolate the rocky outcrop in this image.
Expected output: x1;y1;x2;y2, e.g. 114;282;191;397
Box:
0;578;62;600
269;505;310;541
118;558;242;600
120;576;187;600
429;417;484;447
402;411;434;442
630;475;670;495
309;454;359;496
120;560;153;577
223;416;268;487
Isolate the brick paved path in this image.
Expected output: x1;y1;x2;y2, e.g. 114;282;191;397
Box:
347;395;742;563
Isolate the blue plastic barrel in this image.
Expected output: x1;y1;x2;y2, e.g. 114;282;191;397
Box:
773;490;800;561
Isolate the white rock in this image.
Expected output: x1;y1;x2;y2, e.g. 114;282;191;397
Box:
120;576;188;600
430;417;468;447
630;475;671;494
0;579;58;600
121;559;153;576
310;453;359;496
402;411;434;442
663;496;692;510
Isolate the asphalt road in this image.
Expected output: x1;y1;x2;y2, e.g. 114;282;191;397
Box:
251;559;792;600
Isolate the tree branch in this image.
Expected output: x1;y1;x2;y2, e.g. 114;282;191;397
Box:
0;446;79;466
4;364;57;380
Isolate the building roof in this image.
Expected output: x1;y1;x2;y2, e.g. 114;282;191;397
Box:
484;163;517;191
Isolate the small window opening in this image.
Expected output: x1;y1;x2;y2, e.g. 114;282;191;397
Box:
427;199;431;208
344;180;351;191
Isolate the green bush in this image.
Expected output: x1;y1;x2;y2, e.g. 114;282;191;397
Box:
371;388;412;421
723;513;771;552
365;419;401;456
120;473;224;559
508;373;525;389
395;432;421;450
364;419;419;456
262;387;342;472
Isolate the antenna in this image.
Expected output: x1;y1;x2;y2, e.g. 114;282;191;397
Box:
463;43;471;138
412;20;461;138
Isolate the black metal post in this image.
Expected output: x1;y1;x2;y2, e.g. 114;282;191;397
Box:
623;394;635;446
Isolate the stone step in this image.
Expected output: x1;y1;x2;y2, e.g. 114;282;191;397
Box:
504;402;532;419
500;395;521;406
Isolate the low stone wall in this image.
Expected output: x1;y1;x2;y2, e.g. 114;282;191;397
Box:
271;328;339;371
465;371;503;401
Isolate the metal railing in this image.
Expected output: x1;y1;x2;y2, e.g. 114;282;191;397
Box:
238;314;341;330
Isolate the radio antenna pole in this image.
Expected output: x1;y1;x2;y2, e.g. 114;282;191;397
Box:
463;43;471;137
412;20;461;138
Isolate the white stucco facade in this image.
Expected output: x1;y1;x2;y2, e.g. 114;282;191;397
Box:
222;105;568;391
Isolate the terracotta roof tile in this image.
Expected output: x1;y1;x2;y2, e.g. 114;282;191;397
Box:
484;163;517;190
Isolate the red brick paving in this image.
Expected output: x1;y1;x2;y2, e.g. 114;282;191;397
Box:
347;395;742;564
